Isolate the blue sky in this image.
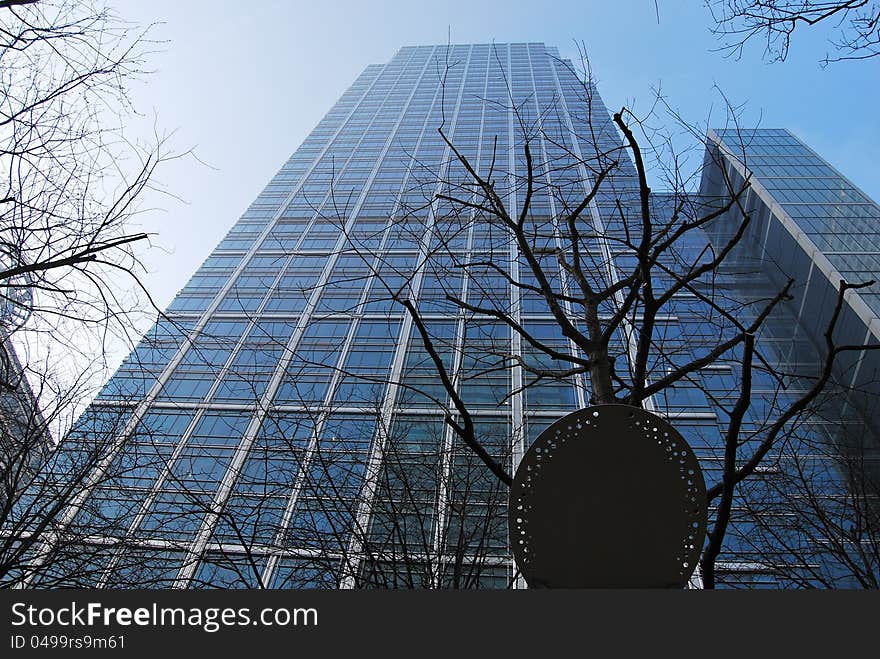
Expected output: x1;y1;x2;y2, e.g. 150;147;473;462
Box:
111;0;880;329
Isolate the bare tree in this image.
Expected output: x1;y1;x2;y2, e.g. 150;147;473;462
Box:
0;0;182;587
2;297;511;589
324;51;880;588
729;392;880;588
706;0;880;63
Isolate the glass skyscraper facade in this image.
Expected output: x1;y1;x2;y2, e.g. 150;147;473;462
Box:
0;335;51;513
699;129;880;587
704;128;880;427
8;43;878;589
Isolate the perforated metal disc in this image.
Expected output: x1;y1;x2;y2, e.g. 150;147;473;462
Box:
509;404;707;588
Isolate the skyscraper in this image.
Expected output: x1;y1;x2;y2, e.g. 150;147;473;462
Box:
7;43;878;589
704;128;880;426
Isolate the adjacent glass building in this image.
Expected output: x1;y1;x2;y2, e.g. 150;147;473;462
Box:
0;334;51;513
8;43;879;589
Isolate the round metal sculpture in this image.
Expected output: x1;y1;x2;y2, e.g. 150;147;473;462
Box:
509;404;707;588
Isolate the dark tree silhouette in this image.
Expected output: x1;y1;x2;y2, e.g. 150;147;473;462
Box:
324;52;880;588
0;0;180;587
707;0;880;63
